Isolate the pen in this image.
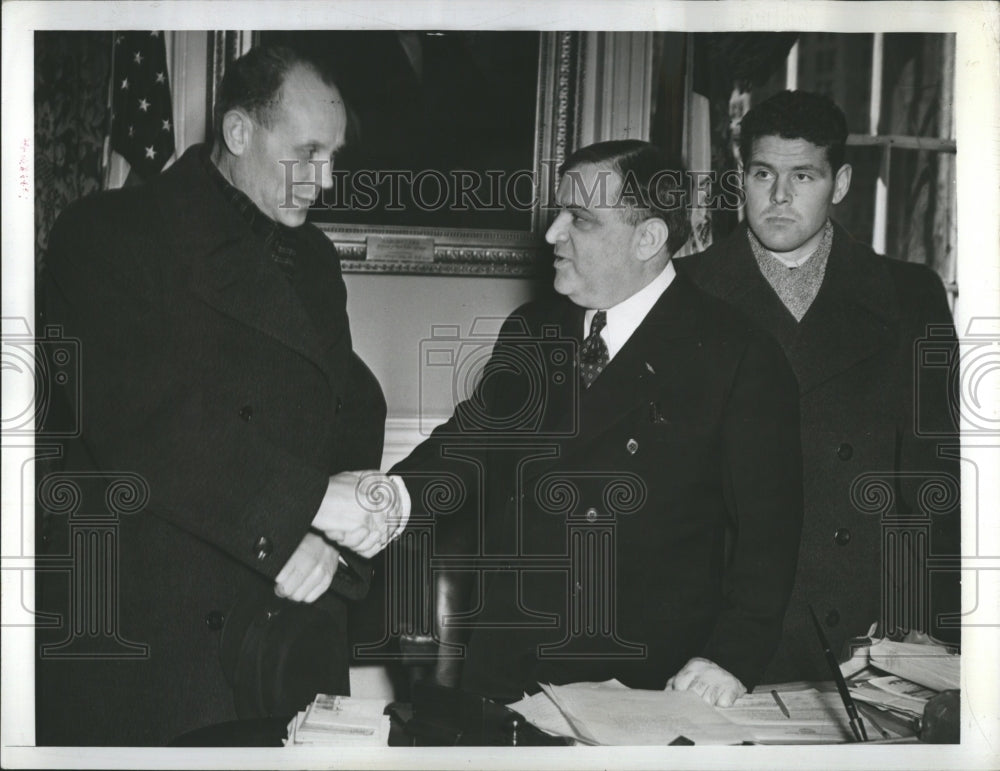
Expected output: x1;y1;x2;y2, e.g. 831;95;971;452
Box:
855;702;892;740
770;690;791;719
808;605;869;742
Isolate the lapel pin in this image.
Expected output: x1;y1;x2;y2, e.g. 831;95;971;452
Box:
626;438;639;455
645;362;656;374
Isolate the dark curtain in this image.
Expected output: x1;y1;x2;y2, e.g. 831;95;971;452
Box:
35;32;112;281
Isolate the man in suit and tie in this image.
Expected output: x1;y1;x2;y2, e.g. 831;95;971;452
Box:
678;90;961;683
38;44;401;745
390;140;804;706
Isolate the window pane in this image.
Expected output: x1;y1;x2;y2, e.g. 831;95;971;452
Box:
885;148;956;281
832;145;880;246
880;33;954;139
796;33;873;134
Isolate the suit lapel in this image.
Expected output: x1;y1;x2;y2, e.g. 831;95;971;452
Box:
160;148;343;383
532;298;585;439
537;275;701;474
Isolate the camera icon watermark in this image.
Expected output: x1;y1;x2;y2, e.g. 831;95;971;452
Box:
418;316;579;437
1;318;81;438
915;317;1000;436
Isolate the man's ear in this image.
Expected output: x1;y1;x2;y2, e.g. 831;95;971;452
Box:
634;217;669;262
220;109;253;157
832;163;852;205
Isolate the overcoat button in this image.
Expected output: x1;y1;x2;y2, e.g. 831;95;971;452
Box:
837;443;853;461
239;405;253;422
205;610;225;630
585;508;598;522
825;608;841;627
834;528;852;546
253;535;272;560
626;438;639;455
335;396;343;415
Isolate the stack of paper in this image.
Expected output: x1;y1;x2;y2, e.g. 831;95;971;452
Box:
837;638;960;736
511;679;754;745
850;675;937;719
285;694;390;746
866;639;960;691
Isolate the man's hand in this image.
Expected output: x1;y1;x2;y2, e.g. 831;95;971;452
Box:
274;531;339;603
666;657;747;707
312;471;404;558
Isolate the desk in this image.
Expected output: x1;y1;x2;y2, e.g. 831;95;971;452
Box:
170;682;937;747
169;705;559;747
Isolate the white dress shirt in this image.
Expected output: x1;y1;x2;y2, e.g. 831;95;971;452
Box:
583;260;677;361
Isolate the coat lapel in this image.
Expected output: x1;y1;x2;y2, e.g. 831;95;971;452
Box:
191;239;341;377
702;223;898;395
159;148;343;383
783;227;898;394
694;225;800;348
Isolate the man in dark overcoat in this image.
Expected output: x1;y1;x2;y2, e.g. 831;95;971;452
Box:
37;45;400;745
391;141;804;706
678;90;961;683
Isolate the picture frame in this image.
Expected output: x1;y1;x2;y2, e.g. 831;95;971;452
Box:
210;30;584;276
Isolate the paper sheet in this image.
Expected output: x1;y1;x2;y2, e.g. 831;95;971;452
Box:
537;680;755;745
719;689;856;743
509;690;589;742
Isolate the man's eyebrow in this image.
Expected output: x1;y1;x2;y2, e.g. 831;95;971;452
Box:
747;160;825;172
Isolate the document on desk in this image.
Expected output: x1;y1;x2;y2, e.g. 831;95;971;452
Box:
719;689;856;743
511;689;590;742
532;680;755;745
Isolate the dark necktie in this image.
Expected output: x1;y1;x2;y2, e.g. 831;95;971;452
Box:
580;310;609;388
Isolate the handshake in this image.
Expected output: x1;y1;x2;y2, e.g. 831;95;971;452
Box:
311;470;409;559
276;471;408;602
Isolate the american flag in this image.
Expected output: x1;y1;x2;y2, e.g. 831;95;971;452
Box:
109;31;175;180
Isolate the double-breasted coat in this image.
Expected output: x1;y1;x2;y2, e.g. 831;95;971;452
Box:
678;223;961;683
394;274;804;701
37;146;386;745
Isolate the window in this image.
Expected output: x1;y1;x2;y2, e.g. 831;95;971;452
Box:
792;33;957;307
